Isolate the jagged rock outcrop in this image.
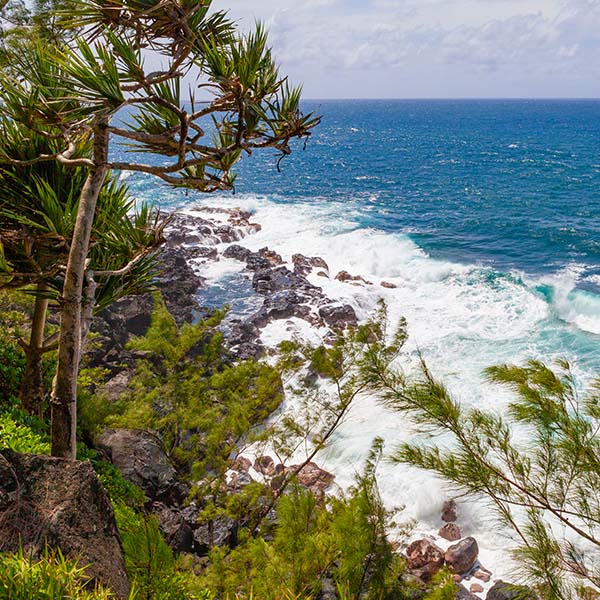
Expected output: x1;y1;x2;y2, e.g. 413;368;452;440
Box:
0;450;129;598
97;428;187;505
89;246;205;376
223;244;358;339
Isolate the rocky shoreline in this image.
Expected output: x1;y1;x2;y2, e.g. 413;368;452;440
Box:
85;205;531;599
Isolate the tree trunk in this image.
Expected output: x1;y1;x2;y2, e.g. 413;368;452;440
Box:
50;118;109;458
20;283;49;416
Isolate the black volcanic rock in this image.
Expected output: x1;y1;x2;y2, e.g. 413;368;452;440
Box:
0;450;130;598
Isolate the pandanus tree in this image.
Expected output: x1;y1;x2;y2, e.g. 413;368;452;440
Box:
0;0;319;457
0;119;164;415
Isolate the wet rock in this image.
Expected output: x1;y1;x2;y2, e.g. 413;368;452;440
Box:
252;291;312;327
335;270;372;285
442;499;458;522
0;450;129;598
406;538;445;581
318;304;358;330
98;429;185;504
381;281;398;289
258;247;284;267
473;568;491;582
227;321;264;359
252;265;319;296
152;502;194;553
438;522;462;542
223;244;252;262
292;254;329;276
231;456;252;473
254;455;276;477
445;537;479;574
187;246;219;262
471;583;484;594
289;462;335;495
486;581;537;600
194;516;237;554
214;224;242;243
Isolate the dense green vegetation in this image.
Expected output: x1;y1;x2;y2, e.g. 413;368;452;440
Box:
87;297;284;482
0;294;460;599
0;549;113;600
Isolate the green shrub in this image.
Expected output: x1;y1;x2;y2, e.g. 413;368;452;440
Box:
87;296;284;483
0;335;25;404
114;503;208;600
0;548;113;600
0;409;49;454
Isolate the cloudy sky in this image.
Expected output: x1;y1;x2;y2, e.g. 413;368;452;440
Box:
210;0;600;99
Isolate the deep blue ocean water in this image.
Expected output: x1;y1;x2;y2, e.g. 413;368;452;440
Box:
233;100;600;283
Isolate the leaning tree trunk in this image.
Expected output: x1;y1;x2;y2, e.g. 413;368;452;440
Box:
20;282;49;416
50;119;108;458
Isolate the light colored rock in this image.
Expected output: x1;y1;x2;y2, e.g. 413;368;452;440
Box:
474;568;491;582
438;522;462;541
406;538;445;581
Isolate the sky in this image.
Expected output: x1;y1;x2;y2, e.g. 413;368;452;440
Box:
210;0;600;99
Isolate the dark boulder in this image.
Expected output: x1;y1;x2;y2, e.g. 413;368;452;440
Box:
186;246;219;262
193;516;237;555
151;502;195;554
318;304;358;330
223;244;252;262
97;429;186;504
0;450;129;598
292;254;329;276
251;291;313;327
444;536;479;574
252;265;319;296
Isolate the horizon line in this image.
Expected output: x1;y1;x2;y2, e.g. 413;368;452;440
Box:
302;97;600;102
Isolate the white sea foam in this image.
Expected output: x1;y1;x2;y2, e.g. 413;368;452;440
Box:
187;193;600;582
524;265;600;335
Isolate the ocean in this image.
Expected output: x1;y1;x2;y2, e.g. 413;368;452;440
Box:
120;99;600;578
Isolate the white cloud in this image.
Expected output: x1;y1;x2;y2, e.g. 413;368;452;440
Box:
209;0;600;98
